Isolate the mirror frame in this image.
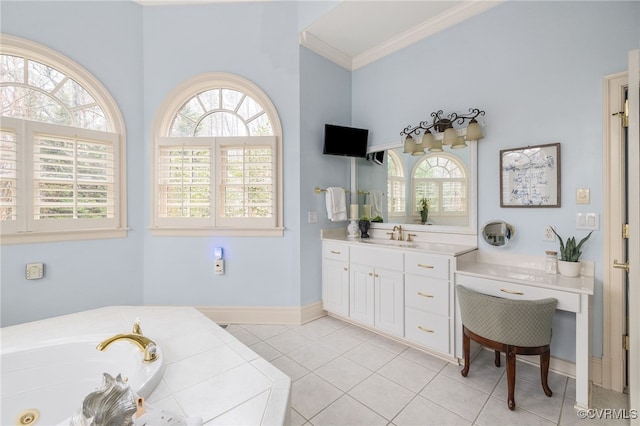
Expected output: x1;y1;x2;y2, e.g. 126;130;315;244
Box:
481;220;515;247
352;140;477;236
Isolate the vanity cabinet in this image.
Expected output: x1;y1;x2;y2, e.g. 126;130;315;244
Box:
321;235;474;360
350;246;404;337
322;242;350;317
404;252;452;355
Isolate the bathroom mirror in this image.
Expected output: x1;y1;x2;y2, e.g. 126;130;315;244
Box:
354;141;477;235
481;220;515;247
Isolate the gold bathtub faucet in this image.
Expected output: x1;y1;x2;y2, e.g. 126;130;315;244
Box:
96;322;158;363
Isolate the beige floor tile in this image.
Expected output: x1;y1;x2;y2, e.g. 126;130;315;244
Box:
311;394;388;426
349;373;416;420
291;373;343;419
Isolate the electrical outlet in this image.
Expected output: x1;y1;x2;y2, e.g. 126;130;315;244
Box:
543;226;556;242
26;262;44;280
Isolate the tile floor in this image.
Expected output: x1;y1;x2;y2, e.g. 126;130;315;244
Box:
225;315;630;426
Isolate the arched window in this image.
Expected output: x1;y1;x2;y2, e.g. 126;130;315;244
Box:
412;153;468;217
152;73;282;236
386;150;405;217
0;34;126;243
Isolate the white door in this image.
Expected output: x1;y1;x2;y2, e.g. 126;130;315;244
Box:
322;259;349;317
627;49;639;425
374;268;404;336
349;264;375;325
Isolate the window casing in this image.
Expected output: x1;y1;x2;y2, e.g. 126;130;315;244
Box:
412;153;468;218
152;73;282;236
0;34;126;244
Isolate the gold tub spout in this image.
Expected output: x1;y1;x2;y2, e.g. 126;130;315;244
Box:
96;333;158;363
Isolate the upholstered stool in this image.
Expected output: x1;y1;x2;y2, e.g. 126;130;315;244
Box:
456;284;558;410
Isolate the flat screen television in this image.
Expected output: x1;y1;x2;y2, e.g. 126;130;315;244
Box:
323;124;369;158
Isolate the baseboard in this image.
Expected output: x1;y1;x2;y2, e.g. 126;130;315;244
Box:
516;351;602;384
196;301;325;325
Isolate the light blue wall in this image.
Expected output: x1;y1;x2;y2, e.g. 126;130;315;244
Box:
352;1;640;360
141;2;303;307
0;1;145;326
300;47;352;305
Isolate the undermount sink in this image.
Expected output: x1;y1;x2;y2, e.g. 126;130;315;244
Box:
359;239;418;249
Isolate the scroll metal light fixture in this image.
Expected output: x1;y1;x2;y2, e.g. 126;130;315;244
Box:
400;108;485;156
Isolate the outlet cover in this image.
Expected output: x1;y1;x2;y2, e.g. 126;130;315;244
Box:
543;226;556;242
26;263;44;280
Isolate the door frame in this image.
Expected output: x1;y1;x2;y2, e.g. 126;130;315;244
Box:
602;72;627;392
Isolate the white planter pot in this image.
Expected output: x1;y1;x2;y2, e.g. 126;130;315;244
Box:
558;260;581;277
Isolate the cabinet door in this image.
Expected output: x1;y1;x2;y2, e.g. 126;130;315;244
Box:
350;264;375;326
375;268;404;337
322;259;349;317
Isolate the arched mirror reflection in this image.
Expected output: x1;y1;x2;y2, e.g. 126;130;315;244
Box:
481;220;515;247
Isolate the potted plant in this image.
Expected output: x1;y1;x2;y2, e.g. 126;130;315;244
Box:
549;227;593;277
358;216;371;238
418;198;430;224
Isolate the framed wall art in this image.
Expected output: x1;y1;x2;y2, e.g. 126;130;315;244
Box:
500;143;561;207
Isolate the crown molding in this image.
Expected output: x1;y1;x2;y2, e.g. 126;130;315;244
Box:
352;1;503;70
299;30;353;71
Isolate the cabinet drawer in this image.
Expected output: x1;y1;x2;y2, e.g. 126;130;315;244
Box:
405;275;449;316
455;274;581;313
404;252;449;279
351;245;403;270
323;242;349;262
405;307;450;354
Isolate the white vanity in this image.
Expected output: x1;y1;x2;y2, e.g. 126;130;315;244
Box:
321;229;594;409
321;229;476;360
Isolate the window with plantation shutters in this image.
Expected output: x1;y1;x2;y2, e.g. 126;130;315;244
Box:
386;150;405;217
412;153;468;218
0;35;126;244
152;73;282;236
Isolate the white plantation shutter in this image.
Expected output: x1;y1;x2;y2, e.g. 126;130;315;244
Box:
217;137;275;227
30;122;118;231
156;139;212;227
0;123;18;232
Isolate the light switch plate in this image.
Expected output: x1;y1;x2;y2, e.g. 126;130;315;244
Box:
26;263;44;280
576;212;599;230
576;188;590;204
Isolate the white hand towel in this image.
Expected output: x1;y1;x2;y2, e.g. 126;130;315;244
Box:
325;187;347;221
371;190;383;218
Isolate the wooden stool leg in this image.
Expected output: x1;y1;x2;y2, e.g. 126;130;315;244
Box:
494;350;501;367
506;346;516;410
461;330;470;377
540;349;552;397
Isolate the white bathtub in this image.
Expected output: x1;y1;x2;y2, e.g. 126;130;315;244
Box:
0;334;164;426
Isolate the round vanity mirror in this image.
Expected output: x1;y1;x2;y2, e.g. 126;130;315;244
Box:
481;220;515;247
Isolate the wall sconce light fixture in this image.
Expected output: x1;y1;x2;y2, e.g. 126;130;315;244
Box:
400;108;485;155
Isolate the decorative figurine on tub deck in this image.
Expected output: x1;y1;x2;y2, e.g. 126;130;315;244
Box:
69;373;202;426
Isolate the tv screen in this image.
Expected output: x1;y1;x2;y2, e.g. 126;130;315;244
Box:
323;124;369;158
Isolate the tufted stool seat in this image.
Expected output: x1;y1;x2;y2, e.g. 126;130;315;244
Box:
455;285;558;410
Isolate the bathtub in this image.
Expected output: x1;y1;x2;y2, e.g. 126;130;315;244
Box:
1;334;164;426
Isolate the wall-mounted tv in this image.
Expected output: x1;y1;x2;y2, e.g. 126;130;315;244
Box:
323;124;369;158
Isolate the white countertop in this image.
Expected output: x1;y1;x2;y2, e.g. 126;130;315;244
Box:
0;306;291;425
455;251;594;295
322;232;477;257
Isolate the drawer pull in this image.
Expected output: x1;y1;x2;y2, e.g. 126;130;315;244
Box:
500;288;524;295
417;264;435;269
330;250;341;255
417;292;434;298
374;274;379;278
343;267;348;271
418;326;435;333
369;272;374;276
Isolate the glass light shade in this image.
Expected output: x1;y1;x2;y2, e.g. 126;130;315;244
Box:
465;119;483;141
451;136;467;149
412;143;426;156
421;131;435;149
443;128;458;145
428;138;443;152
403;135;416;153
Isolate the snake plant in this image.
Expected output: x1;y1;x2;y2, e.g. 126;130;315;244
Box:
550;227;593;262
